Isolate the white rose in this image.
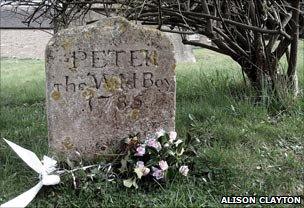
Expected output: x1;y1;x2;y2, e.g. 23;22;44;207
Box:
179;165;189;177
155;129;166;138
169;131;177;143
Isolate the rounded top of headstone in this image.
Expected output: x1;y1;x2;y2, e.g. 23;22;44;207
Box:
47;17;174;56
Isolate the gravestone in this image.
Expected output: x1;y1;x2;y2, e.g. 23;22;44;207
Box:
164;32;196;63
46;17;176;159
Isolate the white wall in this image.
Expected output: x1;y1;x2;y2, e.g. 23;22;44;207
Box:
0;29;53;59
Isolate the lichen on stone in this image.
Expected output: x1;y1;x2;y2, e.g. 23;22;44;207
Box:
130;109;140;120
61;38;73;51
51;90;61;101
82;87;96;100
62;137;74;150
104;76;121;93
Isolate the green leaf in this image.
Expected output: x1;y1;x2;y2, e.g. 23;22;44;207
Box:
177;147;185;156
185;132;192;146
123;178;133;188
119;151;130;172
66;157;75;169
91;168;100;175
119;158;127;172
158;133;169;145
188;113;195;122
134;168;143;179
168;150;175;156
132;179;139;189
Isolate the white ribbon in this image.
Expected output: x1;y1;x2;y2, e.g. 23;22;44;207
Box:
1;139;60;208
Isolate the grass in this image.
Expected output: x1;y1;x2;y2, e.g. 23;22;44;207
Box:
0;42;303;207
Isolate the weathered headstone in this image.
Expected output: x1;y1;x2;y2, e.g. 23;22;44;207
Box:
164;32;196;63
46;17;176;159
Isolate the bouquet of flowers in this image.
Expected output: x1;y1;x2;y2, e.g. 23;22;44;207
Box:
1;129;198;207
118;129;197;188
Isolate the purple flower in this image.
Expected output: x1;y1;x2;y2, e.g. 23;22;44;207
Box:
159;160;168;171
135;145;145;156
136;161;145;168
152;167;164;180
146;139;162;151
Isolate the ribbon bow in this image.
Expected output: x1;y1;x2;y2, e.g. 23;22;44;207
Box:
1;139;60;208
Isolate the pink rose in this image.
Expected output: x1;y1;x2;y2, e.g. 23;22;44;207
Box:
152;167;164;180
135;145;145;156
146;139;162;151
159;160;168;171
136;161;145;168
169;131;177;143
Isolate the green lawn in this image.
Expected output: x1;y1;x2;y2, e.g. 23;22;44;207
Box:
0;42;303;207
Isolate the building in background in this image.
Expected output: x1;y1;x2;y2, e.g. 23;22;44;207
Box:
0;6;53;59
0;5;197;62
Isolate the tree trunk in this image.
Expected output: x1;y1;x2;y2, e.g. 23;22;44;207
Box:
241;64;275;92
287;0;300;96
239;53;278;91
241;58;299;98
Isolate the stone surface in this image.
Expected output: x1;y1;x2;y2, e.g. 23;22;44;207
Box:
46;17;176;159
164;32;196;63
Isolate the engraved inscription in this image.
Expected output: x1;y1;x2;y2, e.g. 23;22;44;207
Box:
53;72;171;93
55;49;167;107
69;49;158;70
